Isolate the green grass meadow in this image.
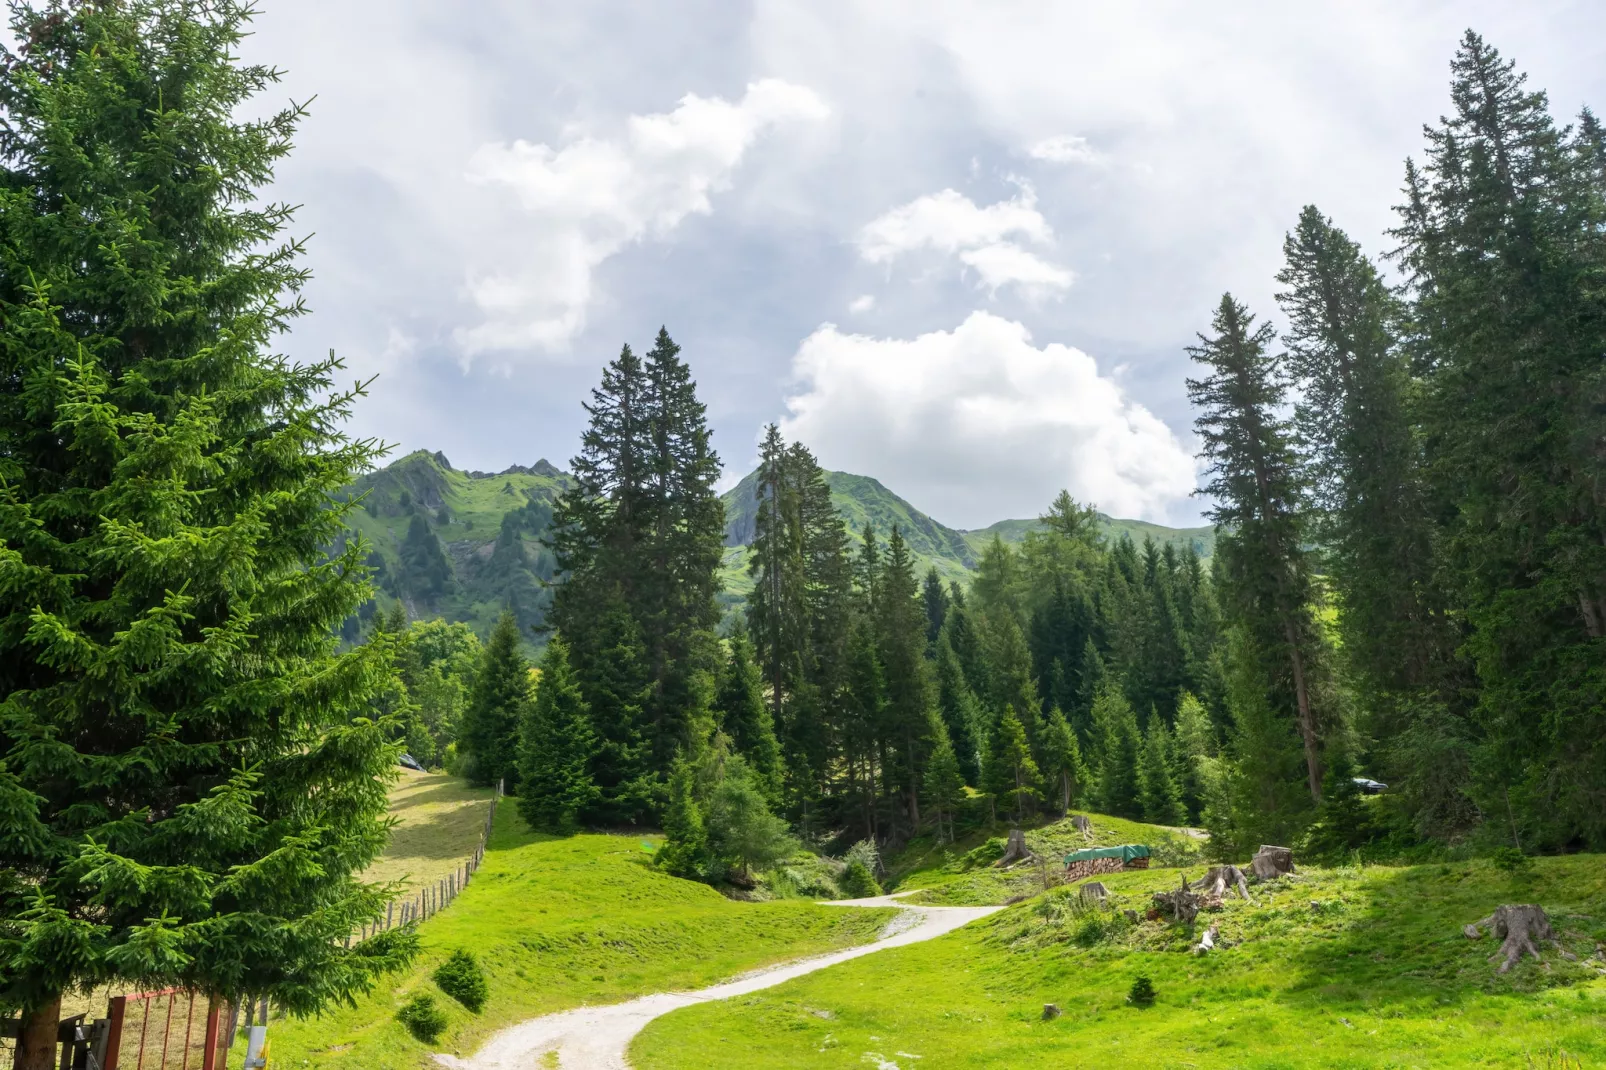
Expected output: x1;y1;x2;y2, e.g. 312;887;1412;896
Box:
630;854;1606;1069
271;804;894;1068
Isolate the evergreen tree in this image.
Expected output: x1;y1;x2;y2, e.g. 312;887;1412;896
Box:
518;638;599;833
0;2;414;1055
399;513;456;606
572;593;653;823
706;759;798;881
985;707;1040;823
460;612;530;790
1172;692;1217;823
716;629;783;805
1038;706;1090;814
1394;32;1606;847
656;754;707;879
1139;722;1186;826
932;634;984;785
746;424;805;740
1090;686;1142;819
923;722;966;844
1187;294;1330;803
922;566;951;647
876;529;937;834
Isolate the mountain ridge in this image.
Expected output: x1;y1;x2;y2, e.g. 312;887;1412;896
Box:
341;450;1213;644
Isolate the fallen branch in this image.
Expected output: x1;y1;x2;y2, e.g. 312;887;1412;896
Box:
1193;922;1220;954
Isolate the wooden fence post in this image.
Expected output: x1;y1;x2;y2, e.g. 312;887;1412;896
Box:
201;997;222;1070
104;995;127;1070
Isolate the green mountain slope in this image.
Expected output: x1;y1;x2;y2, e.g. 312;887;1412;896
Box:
718;467;1214;602
339;452;1215;639
337;450;570;647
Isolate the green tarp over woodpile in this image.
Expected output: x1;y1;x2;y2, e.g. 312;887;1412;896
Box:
1063;844;1150;865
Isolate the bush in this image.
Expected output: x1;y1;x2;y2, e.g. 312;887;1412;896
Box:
1127;975;1156;1008
958;837;1006;871
840;859;883;899
1489;846;1532;874
396;993;448;1043
433;950;489;1013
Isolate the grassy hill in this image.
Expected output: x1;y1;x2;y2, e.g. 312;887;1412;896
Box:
632;814;1606;1068
272;804;895;1069
717;467;1215;605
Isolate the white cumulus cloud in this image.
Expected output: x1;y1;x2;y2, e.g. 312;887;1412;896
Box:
457;79;829;358
848;294;876;313
1028;134;1102;164
778;312;1197;528
856;186;1072;299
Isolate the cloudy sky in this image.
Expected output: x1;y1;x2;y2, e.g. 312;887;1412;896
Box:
243;1;1605;529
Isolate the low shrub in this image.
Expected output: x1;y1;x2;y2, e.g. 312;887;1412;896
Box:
434;949;490;1013
396;993;448;1043
840;859;883;899
1127;975;1156;1008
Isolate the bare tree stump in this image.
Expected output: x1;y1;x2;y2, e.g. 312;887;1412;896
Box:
1192;865;1254;903
995;828;1038;868
1466;905;1555;973
1251;845;1295;881
1079;881;1109;905
1041;1003;1062;1020
1152;873;1201;925
1071;814;1093;840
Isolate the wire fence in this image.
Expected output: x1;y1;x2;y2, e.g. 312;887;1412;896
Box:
351;778;500;941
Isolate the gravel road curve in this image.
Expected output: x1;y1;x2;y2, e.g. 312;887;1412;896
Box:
433;892;1000;1070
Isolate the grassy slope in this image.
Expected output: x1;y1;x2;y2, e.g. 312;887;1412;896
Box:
886;811;1206;907
633;821;1606;1068
362;770;494;893
962;514;1217;559
272;807;894;1069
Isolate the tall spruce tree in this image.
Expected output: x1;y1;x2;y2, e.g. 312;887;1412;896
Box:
715;629;783;806
1394;33;1606;848
0;2;413;1060
518;638;599;834
1187;295;1330;803
746;424;804;739
876;529;937;834
460;612;529;790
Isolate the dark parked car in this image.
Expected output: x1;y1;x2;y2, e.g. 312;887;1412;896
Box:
398;753;424;772
1352;776;1388;795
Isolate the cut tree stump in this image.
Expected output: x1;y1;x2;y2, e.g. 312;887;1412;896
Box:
1041;1003;1062;1020
1192;865;1254;903
995;828;1038;868
1071;815;1093;840
1466;905;1556;973
1152;873;1201;925
1251;845;1295;881
1079;881;1109;905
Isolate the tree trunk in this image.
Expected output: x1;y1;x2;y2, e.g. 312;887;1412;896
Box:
1250;844;1295;880
1468;904;1556;974
1281;614;1322;803
13;995;60;1070
995;828;1035;868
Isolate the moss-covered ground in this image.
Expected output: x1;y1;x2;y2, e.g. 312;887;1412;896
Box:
633;842;1606;1068
271;808;894;1068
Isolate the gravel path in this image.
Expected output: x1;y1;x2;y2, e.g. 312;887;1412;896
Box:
433;893;1000;1070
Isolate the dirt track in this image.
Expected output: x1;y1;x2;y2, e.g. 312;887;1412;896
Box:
433;893;999;1070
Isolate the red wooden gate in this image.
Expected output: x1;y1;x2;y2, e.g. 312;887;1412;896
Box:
103;990;227;1070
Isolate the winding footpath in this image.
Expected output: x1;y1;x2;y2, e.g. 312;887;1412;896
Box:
434;892;1000;1070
